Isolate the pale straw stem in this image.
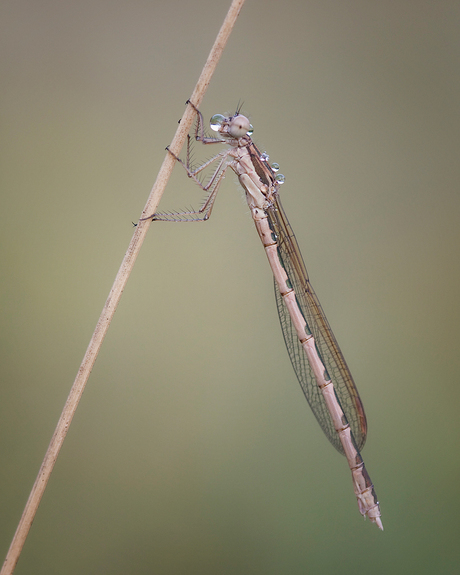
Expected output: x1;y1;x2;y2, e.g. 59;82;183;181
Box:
1;1;246;573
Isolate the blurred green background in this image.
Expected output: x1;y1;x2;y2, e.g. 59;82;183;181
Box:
1;0;459;573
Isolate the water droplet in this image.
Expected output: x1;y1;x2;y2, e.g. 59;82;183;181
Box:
247;124;254;136
275;174;285;184
260;152;269;162
210;114;225;131
271;162;280;172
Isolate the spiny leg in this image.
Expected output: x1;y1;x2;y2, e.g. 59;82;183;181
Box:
140;146;232;222
140;101;232;223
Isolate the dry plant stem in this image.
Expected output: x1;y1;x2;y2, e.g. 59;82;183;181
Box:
0;1;246;574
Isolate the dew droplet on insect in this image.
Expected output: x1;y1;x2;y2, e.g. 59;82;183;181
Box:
210;114;225;131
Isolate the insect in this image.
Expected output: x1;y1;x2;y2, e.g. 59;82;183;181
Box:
142;102;383;529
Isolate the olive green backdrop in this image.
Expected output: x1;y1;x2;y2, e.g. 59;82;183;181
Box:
1;1;459;573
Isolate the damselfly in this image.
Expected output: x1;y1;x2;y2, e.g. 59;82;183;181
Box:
142;102;383;529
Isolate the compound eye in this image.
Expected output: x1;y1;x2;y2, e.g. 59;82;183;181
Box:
228;115;252;138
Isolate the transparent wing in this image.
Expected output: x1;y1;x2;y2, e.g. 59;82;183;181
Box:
268;198;367;453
